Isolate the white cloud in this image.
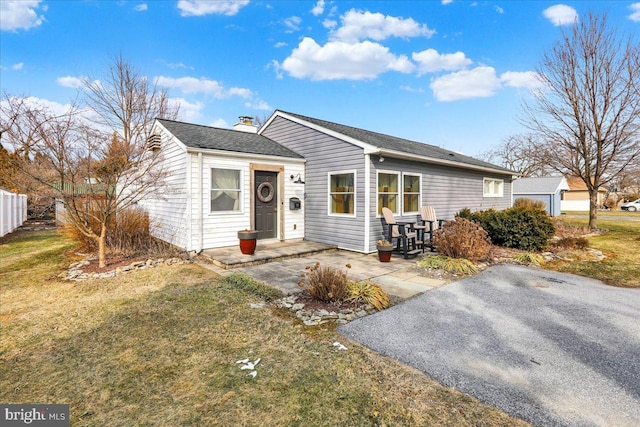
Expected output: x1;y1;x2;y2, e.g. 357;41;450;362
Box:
400;85;425;93
1;0;45;32
629;3;640;22
500;71;545;90
245;98;271;110
11;62;24;70
211;118;230;128
279;37;414;81
134;3;148;12
430;66;501;101
543;4;578;26
311;0;325;16
283;16;301;32
495;5;504;14
57;76;85;89
171;97;204;122
412;48;472;75
322;19;337;29
155;76;254;99
442;0;453;4
177;0;249;17
331;9;435;43
166;62;194;70
274;41;287;48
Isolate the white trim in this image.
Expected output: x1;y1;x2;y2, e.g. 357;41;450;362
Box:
186;146;305;164
367;148;514;176
402;172;422;215
327;169;357;218
261;111;377;152
154;120;189;153
483;177;504;198
196;152;203;252
186;152;193;252
376;170;401;216
364;154;371;252
210;167;243;213
260;112;512;176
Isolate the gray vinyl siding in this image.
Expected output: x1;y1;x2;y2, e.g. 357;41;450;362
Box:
368;157;512;252
513;193;561;216
262;117;366;251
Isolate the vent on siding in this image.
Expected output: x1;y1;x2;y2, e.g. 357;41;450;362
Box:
147;134;161;151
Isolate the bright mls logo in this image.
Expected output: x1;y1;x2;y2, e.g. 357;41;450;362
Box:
1;404;69;426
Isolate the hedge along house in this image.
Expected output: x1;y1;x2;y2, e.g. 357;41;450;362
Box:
142;117;305;252
259;110;515;253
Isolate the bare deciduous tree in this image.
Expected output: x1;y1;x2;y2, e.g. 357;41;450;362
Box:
480;133;554;177
523;12;640;228
1;56;179;267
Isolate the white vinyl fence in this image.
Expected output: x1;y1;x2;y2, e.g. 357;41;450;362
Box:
0;188;28;237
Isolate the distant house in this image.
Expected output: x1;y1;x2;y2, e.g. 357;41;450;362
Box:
561;176;607;212
512;176;569;216
143;111;515;254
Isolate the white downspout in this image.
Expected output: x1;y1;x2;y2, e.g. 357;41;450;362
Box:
364;153;371;253
197;152;203;253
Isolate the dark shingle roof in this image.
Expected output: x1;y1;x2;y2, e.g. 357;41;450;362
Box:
278;110;514;174
513;176;569;194
157;119;303;159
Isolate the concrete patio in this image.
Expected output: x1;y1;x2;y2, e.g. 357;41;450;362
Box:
199;240;448;298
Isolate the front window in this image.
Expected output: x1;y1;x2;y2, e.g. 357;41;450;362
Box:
329;172;355;215
378;172;399;214
211;168;241;211
483;178;504;197
403;173;421;214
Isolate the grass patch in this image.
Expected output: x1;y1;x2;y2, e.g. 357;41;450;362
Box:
0;231;528;426
544;217;640;287
220;272;284;302
419;255;478;275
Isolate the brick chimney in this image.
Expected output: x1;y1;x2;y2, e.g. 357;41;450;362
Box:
233;115;258;133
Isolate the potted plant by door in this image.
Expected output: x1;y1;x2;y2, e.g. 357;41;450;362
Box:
237;230;259;255
376;239;394;262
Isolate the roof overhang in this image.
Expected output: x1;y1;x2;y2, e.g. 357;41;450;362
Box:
185;146;306;164
262;111;515;177
367;148;516;176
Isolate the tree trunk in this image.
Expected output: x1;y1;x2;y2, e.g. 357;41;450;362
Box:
588;190;598;230
98;223;107;268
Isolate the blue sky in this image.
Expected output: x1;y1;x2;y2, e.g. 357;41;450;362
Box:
1;0;638;157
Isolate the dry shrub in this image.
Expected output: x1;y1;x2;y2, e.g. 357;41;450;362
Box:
298;262;350;303
514;197;547;211
553;218;593;238
433;218;492;262
512;253;545;266
61;207;176;257
347;280;390;310
551;236;590;250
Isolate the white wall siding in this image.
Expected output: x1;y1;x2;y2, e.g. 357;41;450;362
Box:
191;153;305;250
141;126;189;250
262;117;366;252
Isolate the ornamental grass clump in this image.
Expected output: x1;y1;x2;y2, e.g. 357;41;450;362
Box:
512;253;545;266
347;280;390;310
298;262;351;303
419;255;478;275
432;218;492;262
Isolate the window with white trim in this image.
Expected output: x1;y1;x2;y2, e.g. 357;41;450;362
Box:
403;173;421;214
377;172;399;215
211;168;241;212
483;178;504;197
329;172;355;216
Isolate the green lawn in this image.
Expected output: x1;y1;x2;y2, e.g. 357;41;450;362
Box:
0;230;528;426
545;216;640;288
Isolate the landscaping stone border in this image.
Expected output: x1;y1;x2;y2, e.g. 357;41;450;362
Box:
60;257;190;281
275;295;377;326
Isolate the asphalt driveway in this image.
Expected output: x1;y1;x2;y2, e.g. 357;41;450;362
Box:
339;265;640;427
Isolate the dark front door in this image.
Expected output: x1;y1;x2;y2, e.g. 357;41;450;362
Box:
255;171;277;239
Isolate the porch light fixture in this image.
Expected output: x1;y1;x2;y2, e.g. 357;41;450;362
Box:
379;155;385;162
290;173;305;184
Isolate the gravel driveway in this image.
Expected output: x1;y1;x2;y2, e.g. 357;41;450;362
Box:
339;265;640;427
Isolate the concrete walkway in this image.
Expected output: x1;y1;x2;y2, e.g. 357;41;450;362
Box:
199;240;448;298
